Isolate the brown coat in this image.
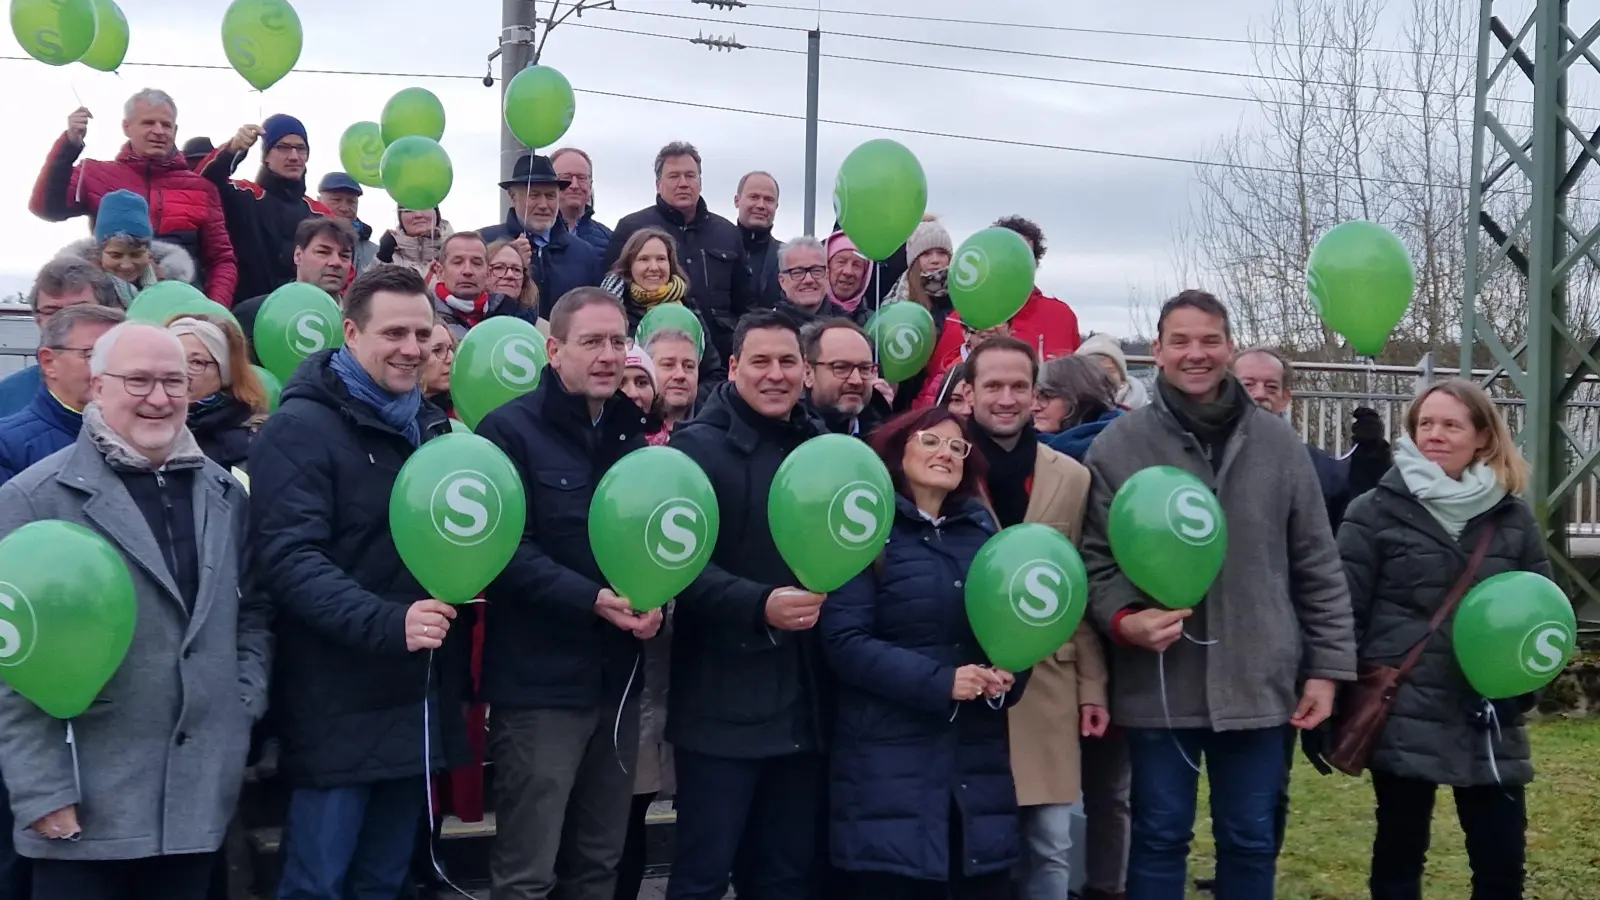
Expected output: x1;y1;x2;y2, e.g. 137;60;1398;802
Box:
1007;444;1109;806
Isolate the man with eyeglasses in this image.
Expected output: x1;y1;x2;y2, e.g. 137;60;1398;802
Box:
474;287;661;900
551;148;613;253
0;258;122;418
801;318;889;438
198;113;334;300
774;236;847;327
480;153;605;320
0;322;269;900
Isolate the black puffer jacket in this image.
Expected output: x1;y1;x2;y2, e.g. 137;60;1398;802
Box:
742;226;784;310
666;382;830;757
187;394;260;471
606;197;755;363
200;152;327;301
1339;468;1553;786
477;370;650;710
247;350;466;788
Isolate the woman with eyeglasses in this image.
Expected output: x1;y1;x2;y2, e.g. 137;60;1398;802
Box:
602;226;726;389
1033;356;1125;462
166;315;270;470
485;238;549;335
820;406;1027;900
421;319;459;418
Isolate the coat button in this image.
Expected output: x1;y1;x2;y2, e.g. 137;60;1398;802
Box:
560;478;568;486
954;580;963;588
176;732;189;746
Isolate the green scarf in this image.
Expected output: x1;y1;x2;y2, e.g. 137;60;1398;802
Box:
628;275;688;310
1394;435;1506;538
1156;373;1247;462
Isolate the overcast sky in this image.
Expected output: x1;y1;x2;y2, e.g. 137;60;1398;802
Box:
0;0;1423;335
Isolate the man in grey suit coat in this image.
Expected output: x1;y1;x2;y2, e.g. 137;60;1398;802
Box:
0;323;271;900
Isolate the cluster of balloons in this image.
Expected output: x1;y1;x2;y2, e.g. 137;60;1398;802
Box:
336;87;453;211
11;0;129;71
1307;220;1417;356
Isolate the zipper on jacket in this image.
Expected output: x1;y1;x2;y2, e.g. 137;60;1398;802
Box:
154;471;182;592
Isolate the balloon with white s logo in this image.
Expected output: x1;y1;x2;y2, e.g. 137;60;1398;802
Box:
865;301;936;383
452;317;548;430
964;523;1089;671
10;0;97;66
255;282;345;383
589;447;720;612
769;434;894;592
220;0;304;91
1452;570;1577;699
1107;465;1228;609
832;139;928;262
390;433;527;604
947;226;1036;330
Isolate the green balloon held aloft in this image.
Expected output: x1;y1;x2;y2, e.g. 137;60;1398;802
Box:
220;0;302;91
949;227;1036;330
590;447;720;613
865;301;936;383
127;281;240;332
635;303;704;355
11;0;97;66
833;139;927;261
255;283;343;383
390;434;527;605
382;87;446;143
451;317;547;430
769;434;894;593
1307;220;1415;357
0;520;137;719
339;121;386;188
77;0;127;72
1453;571;1576;700
252;365;281;412
381;135;453;211
504;65;577;150
1107;466;1227;610
965;524;1089;672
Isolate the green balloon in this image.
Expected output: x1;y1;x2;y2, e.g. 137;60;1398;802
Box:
339;121;386;188
769;434;894;592
390;433;527;605
949;227;1036;330
965;523;1089;672
1453;571;1576;700
1307;220;1415;357
252;365;281;412
504;65;576;149
590;446;720;613
77;0;126;72
381;135;453;211
220;0;302;91
1107;466;1226;610
10;0;96;65
451;317;547;430
833;139;927;261
0;520;136;719
865;301;936;383
381;87;446;143
254;282;343;383
634;303;704;355
126;281;241;332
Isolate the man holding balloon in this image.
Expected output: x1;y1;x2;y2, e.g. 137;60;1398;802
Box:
1079;291;1355;900
474;287;662;900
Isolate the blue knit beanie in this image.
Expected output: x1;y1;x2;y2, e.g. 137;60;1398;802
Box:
262;114;308;151
95;190;153;244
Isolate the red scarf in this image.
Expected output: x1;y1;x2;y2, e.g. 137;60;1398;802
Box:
434;281;490;328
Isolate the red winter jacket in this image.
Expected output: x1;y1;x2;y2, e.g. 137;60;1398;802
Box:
30;133;239;306
915;286;1084;408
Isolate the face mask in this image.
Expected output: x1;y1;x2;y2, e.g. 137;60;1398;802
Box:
920;268;950;299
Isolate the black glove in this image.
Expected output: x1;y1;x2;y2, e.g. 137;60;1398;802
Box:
1300;723;1333;775
1351;407;1386;445
377;231;398;263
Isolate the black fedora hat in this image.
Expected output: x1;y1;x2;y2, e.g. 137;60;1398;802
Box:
500;153;570;190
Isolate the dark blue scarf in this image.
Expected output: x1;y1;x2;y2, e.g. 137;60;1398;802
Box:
329;347;422;446
1042;408;1124;461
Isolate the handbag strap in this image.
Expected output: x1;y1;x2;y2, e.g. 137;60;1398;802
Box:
1395;523;1497;679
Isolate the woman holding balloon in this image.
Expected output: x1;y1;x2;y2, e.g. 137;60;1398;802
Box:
1338;379;1559;900
820;406;1025;900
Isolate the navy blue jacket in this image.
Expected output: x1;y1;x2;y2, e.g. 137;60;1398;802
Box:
1041;409;1123;462
1308;444;1350;529
478;209;605;319
0;384;82;487
821;496;1026;881
477;369;650;709
562;207;613;254
0;367;41;419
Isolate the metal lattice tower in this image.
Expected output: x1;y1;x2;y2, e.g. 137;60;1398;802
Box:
1464;0;1600;604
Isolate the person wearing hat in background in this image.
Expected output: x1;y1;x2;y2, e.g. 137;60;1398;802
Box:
377;207;453;277
1076;333;1149;409
198;113;333;301
479;152;604;319
621;343;669;446
317;172;378;274
823;229;876;320
61;189;198;305
167;315;270;472
885;216;958;410
182;137;215;172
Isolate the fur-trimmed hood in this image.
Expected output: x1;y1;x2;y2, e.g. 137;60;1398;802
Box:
60;236;199;288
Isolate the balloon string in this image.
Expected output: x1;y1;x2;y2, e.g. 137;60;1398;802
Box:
66;720;81;803
421;649;476;899
611;650;641;776
1158;652;1202;774
1182;625;1218;647
1484;698;1503;787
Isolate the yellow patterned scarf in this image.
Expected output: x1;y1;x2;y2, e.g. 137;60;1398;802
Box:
628;275;688;309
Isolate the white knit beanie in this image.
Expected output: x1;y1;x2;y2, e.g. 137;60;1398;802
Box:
904;215;953;267
168;317;232;387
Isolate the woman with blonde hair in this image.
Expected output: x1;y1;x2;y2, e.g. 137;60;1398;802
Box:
1338;378;1547;900
166;314;269;470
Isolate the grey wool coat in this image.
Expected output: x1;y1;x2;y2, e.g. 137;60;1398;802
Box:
1080;388;1357;730
0;426;271;861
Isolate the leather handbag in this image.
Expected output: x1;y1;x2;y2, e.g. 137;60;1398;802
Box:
1324;524;1496;776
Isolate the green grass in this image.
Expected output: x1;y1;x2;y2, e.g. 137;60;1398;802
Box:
1185;718;1600;899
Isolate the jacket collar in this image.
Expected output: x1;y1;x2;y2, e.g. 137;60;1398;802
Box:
653;195;709;229
30;382;83;434
115;143;183;171
702;381;821;455
1375;466;1516;553
82;403;207;473
891;492;995;531
1146;376;1258;483
256;165;307;201
283;349;450;443
535;365;649;441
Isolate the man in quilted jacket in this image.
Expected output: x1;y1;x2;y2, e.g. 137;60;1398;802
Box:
29;90;238;306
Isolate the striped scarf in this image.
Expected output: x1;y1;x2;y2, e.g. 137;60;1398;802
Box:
627;275;688;310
